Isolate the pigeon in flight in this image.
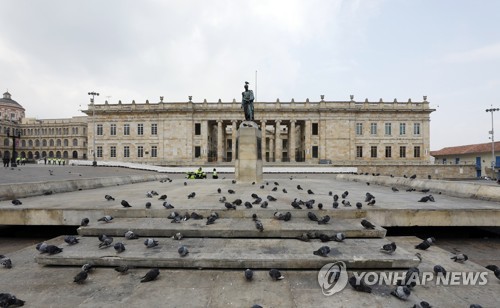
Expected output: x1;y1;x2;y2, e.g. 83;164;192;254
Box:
391;285;411;300
80;218;90;226
380;242;397;254
141;268;160;282
105;194;115;201
178;246;189;257
97;215;113;223
451;253;468;263
64;236;79;245
313;246;331;257
361;219;375;229
245;269;254;281
348;276;372;293
269;269;284;280
73;270;88;284
144;238;159;248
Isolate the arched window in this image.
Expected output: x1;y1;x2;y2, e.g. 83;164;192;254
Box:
63;151;68;158
28;140;33;147
42;151;47;158
64;139;68;146
56;151;61;158
49;139;54;147
56;139;61;146
3;138;9;146
73;139;78;146
28;151;33;159
21;140;26;147
48;151;54;158
35;140;40;147
42;139;47;147
72;151;78;159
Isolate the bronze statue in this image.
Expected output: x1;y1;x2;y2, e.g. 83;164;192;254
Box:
241;81;254;121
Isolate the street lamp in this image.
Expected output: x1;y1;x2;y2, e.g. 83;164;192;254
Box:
88;91;99;166
486;107;499;177
7;128;21;167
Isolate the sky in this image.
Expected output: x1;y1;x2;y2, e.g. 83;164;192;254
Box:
1;0;499;151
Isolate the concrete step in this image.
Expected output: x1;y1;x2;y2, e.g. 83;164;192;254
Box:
35;236;419;269
77;217;386;238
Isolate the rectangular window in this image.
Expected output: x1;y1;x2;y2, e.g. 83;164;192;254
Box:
399;123;406;135
455;157;460;164
124;146;130;158
110;146;116;158
110;124;116;136
385;123;392;136
312;123;318;135
356;146;363;158
371;146;377;158
227;139;232;150
138;146;144;157
151;123;158;135
195;123;201;135
96;124;103;136
151;146;158;157
194;146;201;158
414;123;421;135
312;146;318;158
124;124;130;136
385;146;392;158
414;146;421;158
370;123;377;135
356;123;363;136
400;146;406;158
97;146;103;158
137;124;144;135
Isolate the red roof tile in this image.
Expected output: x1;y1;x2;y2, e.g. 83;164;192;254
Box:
431;141;500;156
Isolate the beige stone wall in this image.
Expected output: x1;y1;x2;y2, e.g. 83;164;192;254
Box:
354;164;476;179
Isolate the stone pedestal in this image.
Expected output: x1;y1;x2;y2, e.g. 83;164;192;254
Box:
235;121;263;183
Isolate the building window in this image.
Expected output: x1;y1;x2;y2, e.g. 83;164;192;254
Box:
227;139;232;150
400;146;406;158
151;146;158;157
124;124;130;136
72;139;78;146
124;146;130;158
194;146;201;158
110;146;116;158
399;123;406;135
356;146;363;158
414;123;421;135
414;146;421;158
151;123;158;135
371;146;377;158
110;124;116;136
138;124;144;135
96;124;103;136
385;146;392;158
312;146;318;158
195;123;201;135
97;146;103;158
64;139;68;146
138;146;144;157
312;123;319;135
385;123;392;136
370;123;377;135
356;123;363;136
455;157;460;164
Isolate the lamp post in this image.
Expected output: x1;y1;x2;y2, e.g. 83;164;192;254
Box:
7;128;21;167
486;107;499;177
88;92;99;166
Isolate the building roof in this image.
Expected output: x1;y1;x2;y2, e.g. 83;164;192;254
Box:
431;141;500;156
0;91;24;109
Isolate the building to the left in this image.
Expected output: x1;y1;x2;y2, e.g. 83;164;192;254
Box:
0;91;88;162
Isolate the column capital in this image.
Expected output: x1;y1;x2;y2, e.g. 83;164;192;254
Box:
275;119;282;124
290;119;297;124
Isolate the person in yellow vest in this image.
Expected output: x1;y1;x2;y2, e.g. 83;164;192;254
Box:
212;168;218;179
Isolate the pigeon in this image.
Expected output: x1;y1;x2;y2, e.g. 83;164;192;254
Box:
410;174;417;179
0;293;25;307
333;194;339;201
272;187;278;191
145;202;152;209
232;199;243;206
80;218;90;226
486;265;499;271
125;230;139;239
144;238;159;248
159;194;167;200
412;301;432;308
245;269;254;281
225;202;236;210
307;189;314;195
245;202;253;209
297;233;310;242
355;202;363;209
365;193;375;202
341;191;349;199
11;199;22;206
332;232;346;242
399;267;420;286
307;212;318;222
217;188;221;193
291;199;302;209
97;215;113;223
267;195;277;202
318;234;332;242
184;181;187;186
495;269;500;280
317;203;323;210
73;270;88;284
252;197;262;204
348;276;372;293
274;181;279;186
162;202;174;209
260;201;268;208
269;268;284;280
255;220;264;232
0;255;12;269
251;193;259;199
115;265;129;274
146;192;153;198
282;188;288;193
45;245;63;255
317;215;330;225
187;192;196;199
433;265;447;276
391;187;399;192
415;240;431;250
36;242;48;253
232;180;237;184
190;212;204;220
361;219;375;229
313;246;331;257
121;200;132;208
168;212;180;219
366;182;370;186
206;215;217;225
425;237;436;245
332;201;339;208
305;200;315;209
141;268;160;282
367;199;376;206
64;235;79;245
99;236;114;248
219;196;227;203
391;285;411;300
82;263;93;272
105;194;115;201
297;185;303;190
172;233;183;240
283;212;292;221
178;246;189;257
260;185;265;189
451;253;468;263
328;191;333;196
380;242;397;254
228;189;235;194
114;242;126;253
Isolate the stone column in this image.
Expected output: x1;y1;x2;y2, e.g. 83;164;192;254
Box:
201;120;209;161
217;120;224;162
305;119;312;162
269;138;274;162
261;120;266;162
289;120;296;162
275;120;282;162
231;120;237;162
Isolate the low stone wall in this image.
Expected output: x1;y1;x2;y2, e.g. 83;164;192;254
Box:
352;164;476;180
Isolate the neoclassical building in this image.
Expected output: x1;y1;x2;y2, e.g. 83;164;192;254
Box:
82;96;434;165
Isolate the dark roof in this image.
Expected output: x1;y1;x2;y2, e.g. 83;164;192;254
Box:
0;91;24;109
431;141;500;156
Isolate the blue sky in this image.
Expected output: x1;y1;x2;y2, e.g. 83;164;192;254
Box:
1;0;499;150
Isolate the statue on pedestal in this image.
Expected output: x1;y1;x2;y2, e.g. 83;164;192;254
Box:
241;81;254;121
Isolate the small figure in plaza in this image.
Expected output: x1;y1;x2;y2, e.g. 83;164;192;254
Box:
241;81;254;121
212;168;218;179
